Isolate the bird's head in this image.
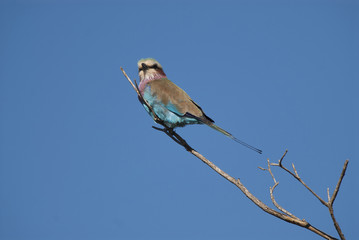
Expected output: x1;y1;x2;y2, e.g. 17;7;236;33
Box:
138;58;166;82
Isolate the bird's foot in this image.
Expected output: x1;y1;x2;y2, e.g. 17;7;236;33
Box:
152;126;182;144
152;126;174;134
152;126;166;132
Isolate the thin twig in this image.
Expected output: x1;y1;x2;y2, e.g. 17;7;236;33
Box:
278;149;288;167
329;207;344;240
328;160;349;240
121;67;140;96
292;164;299;178
267;159;277;183
270;150;348;240
262;159;300;219
330;160;349;206
271;154;328;206
270;182;299;219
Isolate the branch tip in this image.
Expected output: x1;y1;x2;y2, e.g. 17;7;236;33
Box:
330;160;349;206
278;149;288;166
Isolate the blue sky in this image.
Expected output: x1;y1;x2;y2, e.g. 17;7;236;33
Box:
0;1;358;239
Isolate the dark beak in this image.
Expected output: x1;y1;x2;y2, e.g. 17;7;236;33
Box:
141;63;148;70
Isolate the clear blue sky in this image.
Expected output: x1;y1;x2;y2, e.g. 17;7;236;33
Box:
1;1;358;239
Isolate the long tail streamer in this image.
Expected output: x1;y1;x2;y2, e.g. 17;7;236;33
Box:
208;123;262;154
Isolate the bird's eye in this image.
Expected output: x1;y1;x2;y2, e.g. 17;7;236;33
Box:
152;64;158;69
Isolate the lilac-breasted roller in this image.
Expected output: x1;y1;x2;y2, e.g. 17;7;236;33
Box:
137;58;262;154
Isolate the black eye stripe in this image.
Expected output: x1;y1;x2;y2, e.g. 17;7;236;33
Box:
139;63;161;72
150;64;159;69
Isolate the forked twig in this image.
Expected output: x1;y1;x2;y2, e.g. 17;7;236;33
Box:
122;67;342;240
330;160;348;206
259;160;299;219
271;150;327;206
268;151;348;240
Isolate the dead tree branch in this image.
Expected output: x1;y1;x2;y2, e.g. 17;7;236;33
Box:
327;160;349;240
270;150;328;206
266;151;348;240
259;160;299;219
122;67;347;240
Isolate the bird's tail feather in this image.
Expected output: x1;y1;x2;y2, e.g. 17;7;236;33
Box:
208;123;262;154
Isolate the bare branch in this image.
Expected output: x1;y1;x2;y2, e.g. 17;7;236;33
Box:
329;207;344;240
270;182;299;219
121;67;140;96
173;132;338;240
278;149;288;167
292;163;299;178
263;159;301;219
327;160;349;240
272;152;328;206
270;151;348;240
330;160;349;206
267;159;277;183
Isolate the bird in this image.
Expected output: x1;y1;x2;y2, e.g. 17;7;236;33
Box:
137;58;262;154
